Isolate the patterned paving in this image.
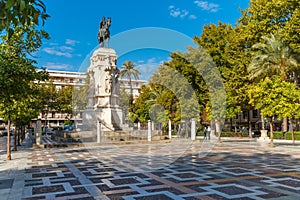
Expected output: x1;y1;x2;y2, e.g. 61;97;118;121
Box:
2;137;300;199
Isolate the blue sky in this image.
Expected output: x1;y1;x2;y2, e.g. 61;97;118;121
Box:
36;0;249;80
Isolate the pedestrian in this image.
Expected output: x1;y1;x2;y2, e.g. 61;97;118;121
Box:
203;126;207;140
207;125;211;140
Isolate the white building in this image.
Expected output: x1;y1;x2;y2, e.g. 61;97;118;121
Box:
119;79;147;98
35;70;87;127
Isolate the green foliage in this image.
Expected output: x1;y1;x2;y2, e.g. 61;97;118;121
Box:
248;76;300;119
120;61;140;80
193;22;243;120
150;64;201;122
64;119;72;126
0;0;50;36
38;83;75;119
273;131;300;140
248;34;298;81
57;85;73;116
0;30;49;125
130;85;152;123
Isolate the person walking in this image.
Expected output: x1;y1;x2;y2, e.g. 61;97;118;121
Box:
207;125;211;140
203;126;207;140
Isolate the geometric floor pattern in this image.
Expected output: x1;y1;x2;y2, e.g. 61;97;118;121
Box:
3;138;300;199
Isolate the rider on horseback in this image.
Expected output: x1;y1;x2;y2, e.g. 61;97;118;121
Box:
98;16;111;47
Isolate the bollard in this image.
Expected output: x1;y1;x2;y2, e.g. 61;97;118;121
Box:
191;119;196;140
168;120;172;140
97;121;101;143
148;120;152;142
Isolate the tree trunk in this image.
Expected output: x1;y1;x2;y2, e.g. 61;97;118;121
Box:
261;115;265;130
291;121;295;145
129;76;134;112
283;117;288;132
13;127;17;151
7;118;11;160
215;119;221;143
269;116;274;147
21;125;25;143
17;125;21;146
248;110;252;138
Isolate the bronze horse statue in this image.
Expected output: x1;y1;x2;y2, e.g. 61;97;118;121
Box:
97;16;111;47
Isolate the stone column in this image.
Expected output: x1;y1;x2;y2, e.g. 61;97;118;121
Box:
35;119;42;145
148;120;152;142
191;119;196;141
168;120;172;139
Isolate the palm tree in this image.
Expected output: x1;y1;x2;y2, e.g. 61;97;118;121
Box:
248;34;298;81
248;34;299;143
119;61;140;111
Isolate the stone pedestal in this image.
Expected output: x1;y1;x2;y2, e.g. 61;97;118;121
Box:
258;130;270;142
82;47;124;131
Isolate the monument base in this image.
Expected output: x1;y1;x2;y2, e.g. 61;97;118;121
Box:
80;109;97;131
258;130;270;142
96;106;124;131
81;107;125;132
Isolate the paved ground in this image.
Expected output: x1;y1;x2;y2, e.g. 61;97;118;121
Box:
1;135;300;200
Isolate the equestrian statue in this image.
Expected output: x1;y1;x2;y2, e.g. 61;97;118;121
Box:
97;16;111;47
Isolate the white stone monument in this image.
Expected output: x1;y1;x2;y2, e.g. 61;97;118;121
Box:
82;47;124;131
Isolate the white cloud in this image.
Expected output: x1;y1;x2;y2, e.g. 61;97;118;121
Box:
170;8;181;18
147;57;156;63
42;42;79;58
43;62;72;70
60;46;74;51
136;58;167;80
194;1;220;13
168;5;196;19
43;47;72;58
189;14;197;19
49;42;59;46
65;39;80;46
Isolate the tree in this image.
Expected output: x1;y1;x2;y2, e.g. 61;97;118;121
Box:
0;0;50;37
5;91;42;150
119;87;131;122
282;7;300;56
151;64;201;123
248;76;300;147
37;83;57;130
193;22;246;137
248;34;299;132
57;85;73;118
119;61;140;111
0;0;49;159
0;53;48;159
227;0;300;136
130;85;153;123
248;34;298;81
